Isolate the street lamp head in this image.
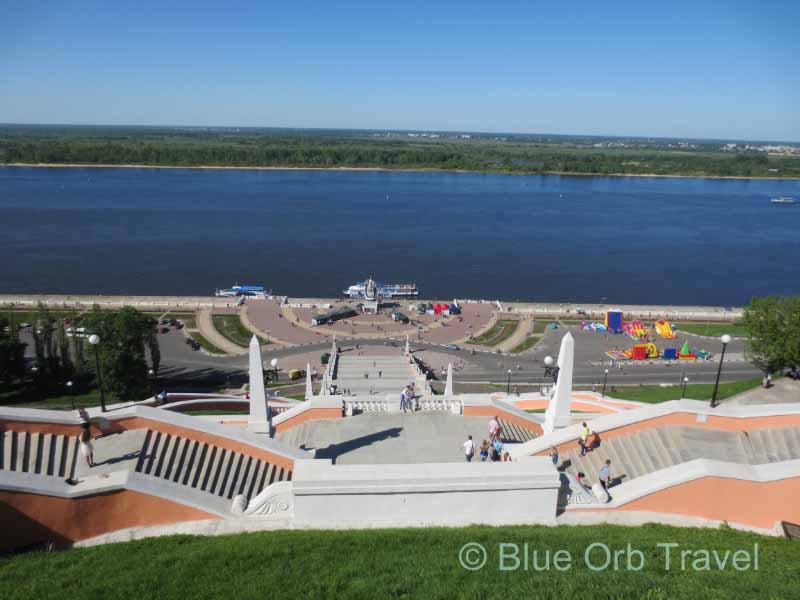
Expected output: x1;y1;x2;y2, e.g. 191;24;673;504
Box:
544;356;554;367
720;334;732;345
507;369;512;375
88;334;100;345
148;368;154;376
604;368;609;374
684;377;689;383
270;358;279;368
66;381;73;387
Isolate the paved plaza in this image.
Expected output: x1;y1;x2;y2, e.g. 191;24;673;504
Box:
277;412;537;464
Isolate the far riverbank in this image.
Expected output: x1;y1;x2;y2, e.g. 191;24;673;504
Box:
3;162;800;181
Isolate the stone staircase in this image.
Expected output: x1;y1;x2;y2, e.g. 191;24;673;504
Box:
134;430;291;501
562;425;800;486
334;355;416;397
0;429;79;479
498;418;539;443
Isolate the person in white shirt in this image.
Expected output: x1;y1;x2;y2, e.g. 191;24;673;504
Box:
462;435;476;462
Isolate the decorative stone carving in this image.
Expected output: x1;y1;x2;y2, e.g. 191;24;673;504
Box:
243;481;294;516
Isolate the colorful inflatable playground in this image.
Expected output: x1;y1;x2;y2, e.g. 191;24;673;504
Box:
579;311;713;363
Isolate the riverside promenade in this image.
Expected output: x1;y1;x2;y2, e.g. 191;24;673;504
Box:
0;294;743;320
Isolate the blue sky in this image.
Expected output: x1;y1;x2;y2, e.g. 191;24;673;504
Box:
1;1;798;141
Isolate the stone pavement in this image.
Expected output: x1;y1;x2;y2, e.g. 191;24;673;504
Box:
726;378;800;406
277;413;532;464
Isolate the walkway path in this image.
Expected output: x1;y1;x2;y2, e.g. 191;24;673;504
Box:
196;309;248;355
497;318;534;353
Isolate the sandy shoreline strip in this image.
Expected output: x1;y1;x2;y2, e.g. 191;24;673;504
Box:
2;162;799;181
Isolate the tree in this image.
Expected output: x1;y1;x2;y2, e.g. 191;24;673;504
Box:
84;306;159;401
0;316;26;386
741;296;800;373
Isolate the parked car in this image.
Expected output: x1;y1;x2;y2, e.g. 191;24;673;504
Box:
444;344;460;351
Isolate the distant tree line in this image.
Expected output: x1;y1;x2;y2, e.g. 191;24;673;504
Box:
1;129;798;178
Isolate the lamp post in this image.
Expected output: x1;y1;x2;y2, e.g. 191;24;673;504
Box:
66;380;75;411
601;368;609;398
543;355;560;384
148;368;157;402
88;334;107;412
270;358;279;384
710;334;732;408
682;376;689;399
268;358;278;438
506;369;512;395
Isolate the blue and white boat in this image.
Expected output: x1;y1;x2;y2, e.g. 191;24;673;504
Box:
215;284;269;298
343;280;418;299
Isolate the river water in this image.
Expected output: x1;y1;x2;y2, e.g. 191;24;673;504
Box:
1;166;798;305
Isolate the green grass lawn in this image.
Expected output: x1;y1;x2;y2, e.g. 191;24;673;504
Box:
188;332;226;355
467;320;519;347
607;377;762;403
674;321;748;337
211;314;268;347
510;335;541;353
1;525;795;599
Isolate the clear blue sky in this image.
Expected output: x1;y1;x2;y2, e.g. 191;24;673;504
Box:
1;1;798;141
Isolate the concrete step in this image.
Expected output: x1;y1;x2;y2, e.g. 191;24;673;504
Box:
628;432;656;474
785;427;800;458
198;445;220;492
772;428;793;462
182;441;205;486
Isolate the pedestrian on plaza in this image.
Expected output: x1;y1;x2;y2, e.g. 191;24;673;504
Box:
400;386;409;413
599;459;612;491
488;415;500;442
407;384;416;411
379;370;382;378
575;471;590;492
491;439;504;462
579;422;590;456
463;435;476;462
79;428;94;468
479;439;489;462
550;447;559;468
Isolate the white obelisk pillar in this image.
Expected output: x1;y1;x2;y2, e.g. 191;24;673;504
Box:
305;362;313;400
247;336;269;433
444;362;453;396
544;331;574;434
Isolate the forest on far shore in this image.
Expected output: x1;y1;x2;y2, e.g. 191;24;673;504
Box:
1;126;799;178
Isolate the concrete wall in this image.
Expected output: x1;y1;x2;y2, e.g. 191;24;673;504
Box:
292;457;560;528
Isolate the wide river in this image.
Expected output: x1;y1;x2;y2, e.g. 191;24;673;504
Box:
1;166;799;305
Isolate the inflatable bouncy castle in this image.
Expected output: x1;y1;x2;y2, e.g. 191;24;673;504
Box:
655;319;676;339
605;311;623;334
678;340;697;360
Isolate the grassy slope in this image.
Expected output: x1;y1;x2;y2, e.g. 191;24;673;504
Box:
212;314;268;347
675;322;748;337
0;525;796;600
467;320;519;346
608;378;762;403
510;335;541;353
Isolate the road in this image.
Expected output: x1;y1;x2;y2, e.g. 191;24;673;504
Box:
20;324;760;390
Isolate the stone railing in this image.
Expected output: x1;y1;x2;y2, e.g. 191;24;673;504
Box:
416;395;461;413
344;394;396;415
